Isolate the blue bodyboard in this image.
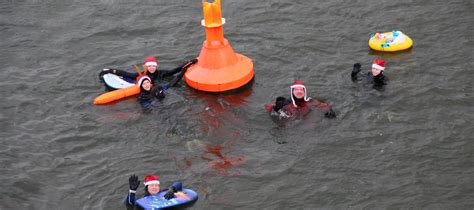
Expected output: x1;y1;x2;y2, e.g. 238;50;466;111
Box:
136;188;198;210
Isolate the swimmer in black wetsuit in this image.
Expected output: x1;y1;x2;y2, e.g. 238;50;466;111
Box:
136;75;165;105
100;56;197;86
125;175;183;210
136;60;194;108
351;58;388;91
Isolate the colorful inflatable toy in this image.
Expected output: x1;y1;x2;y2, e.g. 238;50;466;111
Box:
369;31;413;52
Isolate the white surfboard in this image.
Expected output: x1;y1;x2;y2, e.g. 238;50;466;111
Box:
103;73;135;90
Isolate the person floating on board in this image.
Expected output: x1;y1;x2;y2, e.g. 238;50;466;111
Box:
100;56;197;85
265;81;336;119
351;58;388;90
125;175;183;210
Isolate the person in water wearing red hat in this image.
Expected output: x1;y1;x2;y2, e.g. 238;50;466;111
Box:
135;60;194;108
265;81;336;118
136;75;165;106
125;174;183;209
100;56;197;88
351;58;388;90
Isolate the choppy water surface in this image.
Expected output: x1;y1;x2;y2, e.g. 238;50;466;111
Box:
1;0;473;209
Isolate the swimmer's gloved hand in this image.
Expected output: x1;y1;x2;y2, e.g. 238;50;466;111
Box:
182;58;198;70
128;175;140;191
188;58;198;65
99;68;120;80
99;69;112;79
152;86;166;99
351;63;362;81
163;187;176;200
164;182;182;200
324;108;337;119
274;96;290;112
164;182;183;200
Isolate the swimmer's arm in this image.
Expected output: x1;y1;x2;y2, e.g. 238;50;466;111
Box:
159;59;196;88
351;63;363;82
311;99;336;118
100;68;139;80
264;103;274;112
124;190;137;207
157;66;183;78
110;69;139;79
159;59;197;78
311;99;331;110
351;72;361;81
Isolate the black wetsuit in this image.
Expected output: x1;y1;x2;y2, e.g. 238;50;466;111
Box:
112;65;185;84
103;59;197;89
139;86;165;102
352;71;388;91
138;67;187;107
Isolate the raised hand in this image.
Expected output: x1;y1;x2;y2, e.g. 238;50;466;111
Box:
183;58;198;70
99;68;115;79
324;109;336;119
352;63;362;74
351;63;362;81
128;175;140;190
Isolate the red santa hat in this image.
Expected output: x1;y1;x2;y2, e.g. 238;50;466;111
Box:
144;56;158;67
136;75;151;86
144;175;160;186
372;58;386;71
290;81;310;107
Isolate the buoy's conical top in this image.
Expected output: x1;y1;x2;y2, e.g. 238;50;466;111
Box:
185;0;254;92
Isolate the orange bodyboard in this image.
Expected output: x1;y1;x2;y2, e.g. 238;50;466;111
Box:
93;85;140;105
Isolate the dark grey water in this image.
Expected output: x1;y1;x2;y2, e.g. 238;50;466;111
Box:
1;0;473;209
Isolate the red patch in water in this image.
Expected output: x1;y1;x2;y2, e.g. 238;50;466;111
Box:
202;144;245;176
205;144;225;159
184;158;192;167
174;156;193;174
113;113;130;118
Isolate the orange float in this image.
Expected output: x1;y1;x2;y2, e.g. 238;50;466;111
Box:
93;85;140;105
94;65;147;105
184;0;254;92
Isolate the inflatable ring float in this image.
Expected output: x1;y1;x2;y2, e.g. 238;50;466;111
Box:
369;31;413;52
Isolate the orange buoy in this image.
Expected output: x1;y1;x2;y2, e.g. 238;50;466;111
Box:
184;0;254;92
93;85;140;105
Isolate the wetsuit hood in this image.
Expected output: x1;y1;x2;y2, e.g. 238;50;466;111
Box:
290;81;310;107
137;75;152;92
